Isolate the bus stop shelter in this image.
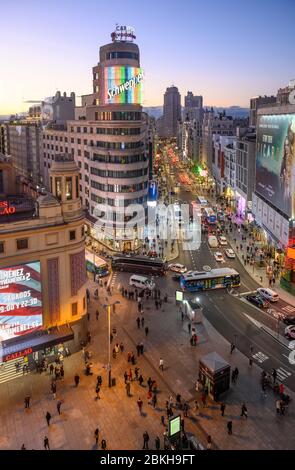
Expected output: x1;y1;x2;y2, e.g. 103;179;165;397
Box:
199;351;230;401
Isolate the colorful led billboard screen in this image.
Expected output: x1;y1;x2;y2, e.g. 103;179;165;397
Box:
256;114;295;217
0;261;43;341
104;66;144;104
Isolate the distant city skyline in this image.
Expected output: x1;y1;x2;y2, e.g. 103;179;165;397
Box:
1;0;295;114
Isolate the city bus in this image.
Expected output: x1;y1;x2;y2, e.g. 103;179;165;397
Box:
180;268;240;292
85;250;109;278
111;255;167;276
203;207;217;225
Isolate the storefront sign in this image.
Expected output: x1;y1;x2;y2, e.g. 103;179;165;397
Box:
0;201;16;216
4;347;32;362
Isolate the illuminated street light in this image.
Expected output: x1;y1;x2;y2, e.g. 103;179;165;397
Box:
103;300;121;387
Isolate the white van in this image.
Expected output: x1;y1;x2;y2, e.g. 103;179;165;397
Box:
208;235;218;248
129;275;155;290
257;287;279;302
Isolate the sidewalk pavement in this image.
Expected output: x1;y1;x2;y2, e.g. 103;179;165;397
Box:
1;278;294;450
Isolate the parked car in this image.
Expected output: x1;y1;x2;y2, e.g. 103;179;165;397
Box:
218;236;228;246
283;315;295;326
246;293;268;308
285;325;295;340
257;287;279;302
169;263;187;273
214;252;224;262
225;248;235;259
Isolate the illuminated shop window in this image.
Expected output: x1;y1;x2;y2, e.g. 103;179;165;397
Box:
55;178;62;200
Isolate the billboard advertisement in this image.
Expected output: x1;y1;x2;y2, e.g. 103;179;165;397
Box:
256;114;295;217
0;261;43;341
104;66;144;104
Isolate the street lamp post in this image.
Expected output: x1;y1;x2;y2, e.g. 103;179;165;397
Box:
103;300;120;387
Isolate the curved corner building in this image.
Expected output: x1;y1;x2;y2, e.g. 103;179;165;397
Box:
89;29;148;251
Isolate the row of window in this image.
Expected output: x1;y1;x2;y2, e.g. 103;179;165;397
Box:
90;167;148;178
95;111;141;121
90;193;147;207
95;141;143;150
106;51;139;60
44;135;68;142
0;227;84;254
92;153;146;164
90;180;148;193
95;127;141;135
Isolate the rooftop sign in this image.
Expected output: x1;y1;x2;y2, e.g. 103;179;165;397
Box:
111;25;136;43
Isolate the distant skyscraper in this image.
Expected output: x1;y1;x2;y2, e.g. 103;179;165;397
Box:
162;86;181;138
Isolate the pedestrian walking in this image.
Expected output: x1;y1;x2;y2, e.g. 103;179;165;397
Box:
234;367;239;383
206;435;212;450
94;428;99;445
227;421;233;435
120;342;124;353
136;317;140;329
57;400;62;414
128;369;133;382
151;393;157;408
24;396;30;409
60;365;64;380
135;367;139;381
21;444;26;450
124;371;128;383
141;317;144;327
147;377;152;390
142;431;149;450
96;310;99;320
230;342;236;354
201;393;207;408
137;397;143;415
45;411;51;426
161;415;165;426
49;363;54;375
276;399;281;414
95;384;101;400
139;374;144;386
74;374;80;387
155;436;160;450
176;394;182;409
188;323;191;334
240;403;248;419
272;369;277;384
183;402;189;417
101;439;107;450
87;312;90;321
145;326;149;337
220;403;226;416
155;300;158;310
126;381;131;397
159;358;164;372
194;400;199;414
136;344;141;357
140;342;144;355
44;436;50;450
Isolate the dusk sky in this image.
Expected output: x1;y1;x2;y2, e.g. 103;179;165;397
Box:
1;0;295;114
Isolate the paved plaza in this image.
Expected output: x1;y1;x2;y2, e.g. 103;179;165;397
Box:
0;276;294;450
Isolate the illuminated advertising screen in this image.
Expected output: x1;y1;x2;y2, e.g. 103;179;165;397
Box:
256;114;295;217
169;415;181;437
104;66;144;104
0;261;43;341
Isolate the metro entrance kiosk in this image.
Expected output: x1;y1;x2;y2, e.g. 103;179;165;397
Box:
199;351;230;401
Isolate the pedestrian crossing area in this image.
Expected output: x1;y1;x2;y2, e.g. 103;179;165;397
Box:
252;351;269;363
0;357;26;384
109;272;117;289
281;305;295;314
276;367;292;382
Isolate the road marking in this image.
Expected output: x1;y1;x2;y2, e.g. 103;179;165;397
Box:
276;367;291;382
243;312;263;329
252;351;269;363
281;305;295;313
110;272;117;288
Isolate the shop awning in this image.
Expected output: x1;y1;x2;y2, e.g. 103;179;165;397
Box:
1;325;74;362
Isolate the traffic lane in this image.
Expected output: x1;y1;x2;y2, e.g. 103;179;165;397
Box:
199;290;295;391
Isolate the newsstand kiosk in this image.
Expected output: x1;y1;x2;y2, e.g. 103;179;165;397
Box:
199;351;230;401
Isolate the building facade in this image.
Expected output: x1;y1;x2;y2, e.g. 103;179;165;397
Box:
43;29;148;252
235;127;256;218
0;154;87;377
161;86;181;138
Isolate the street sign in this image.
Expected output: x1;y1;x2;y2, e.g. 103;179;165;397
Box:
175;291;183;302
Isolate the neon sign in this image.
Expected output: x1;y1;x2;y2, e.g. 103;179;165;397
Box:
0;201;16;216
104;66;144;104
111;25;136;43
